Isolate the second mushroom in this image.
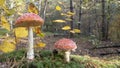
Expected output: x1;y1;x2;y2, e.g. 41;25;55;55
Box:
15;13;44;60
54;38;77;62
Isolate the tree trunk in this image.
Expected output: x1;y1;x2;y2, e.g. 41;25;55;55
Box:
38;0;42;15
43;0;48;21
106;1;111;41
101;0;107;41
70;0;74;37
93;0;100;39
78;0;82;33
88;16;91;35
9;0;14;30
41;0;48;30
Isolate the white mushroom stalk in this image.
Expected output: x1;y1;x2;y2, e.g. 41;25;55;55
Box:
65;51;71;62
27;27;34;60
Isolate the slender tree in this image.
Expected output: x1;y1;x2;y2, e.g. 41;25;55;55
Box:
78;0;82;32
70;0;74;37
9;0;14;30
106;0;111;41
101;0;107;41
38;0;42;15
88;14;91;35
43;0;48;21
93;0;100;39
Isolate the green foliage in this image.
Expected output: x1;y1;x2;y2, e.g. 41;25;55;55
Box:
0;29;9;37
0;50;83;68
0;49;26;62
0;49;120;68
39;50;52;58
21;57;82;68
109;15;120;43
37;32;45;38
88;35;101;47
71;55;120;68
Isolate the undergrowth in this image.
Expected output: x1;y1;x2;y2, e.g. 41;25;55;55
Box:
0;49;120;68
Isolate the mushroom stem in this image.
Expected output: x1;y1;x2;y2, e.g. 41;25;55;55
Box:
65;51;71;62
27;27;34;60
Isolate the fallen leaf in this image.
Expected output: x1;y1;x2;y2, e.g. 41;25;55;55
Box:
62;26;71;30
67;11;75;15
70;29;81;33
0;40;16;53
53;19;66;23
65;18;72;21
14;27;28;38
55;6;62;11
1;16;10;31
37;32;45;38
70;30;75;33
36;42;46;48
73;29;81;33
0;0;5;6
58;1;63;5
28;3;39;14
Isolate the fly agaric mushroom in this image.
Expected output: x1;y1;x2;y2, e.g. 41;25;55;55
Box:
54;38;77;62
15;13;44;60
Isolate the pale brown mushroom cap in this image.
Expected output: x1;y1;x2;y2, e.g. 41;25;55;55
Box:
54;38;77;51
15;13;44;27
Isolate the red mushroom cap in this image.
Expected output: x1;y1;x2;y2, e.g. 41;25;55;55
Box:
15;13;44;27
54;38;77;51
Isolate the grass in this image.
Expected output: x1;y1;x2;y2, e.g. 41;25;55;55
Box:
71;55;120;68
0;49;120;68
0;29;9;37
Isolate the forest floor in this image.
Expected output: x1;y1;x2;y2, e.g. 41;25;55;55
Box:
0;35;120;68
42;35;120;57
15;35;120;58
0;34;120;57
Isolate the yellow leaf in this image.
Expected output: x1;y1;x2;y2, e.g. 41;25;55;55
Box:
61;13;67;16
14;27;28;38
58;1;63;5
1;16;7;22
70;30;75;33
62;26;71;30
53;20;66;23
0;40;16;53
17;12;23;15
7;9;15;15
55;6;61;11
70;29;81;33
65;18;72;21
60;13;73;17
28;3;39;14
1;5;10;14
36;42;46;48
1;5;15;16
73;29;81;33
0;0;5;6
67;11;75;15
37;32;45;38
66;15;72;17
1;16;10;31
33;27;41;34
